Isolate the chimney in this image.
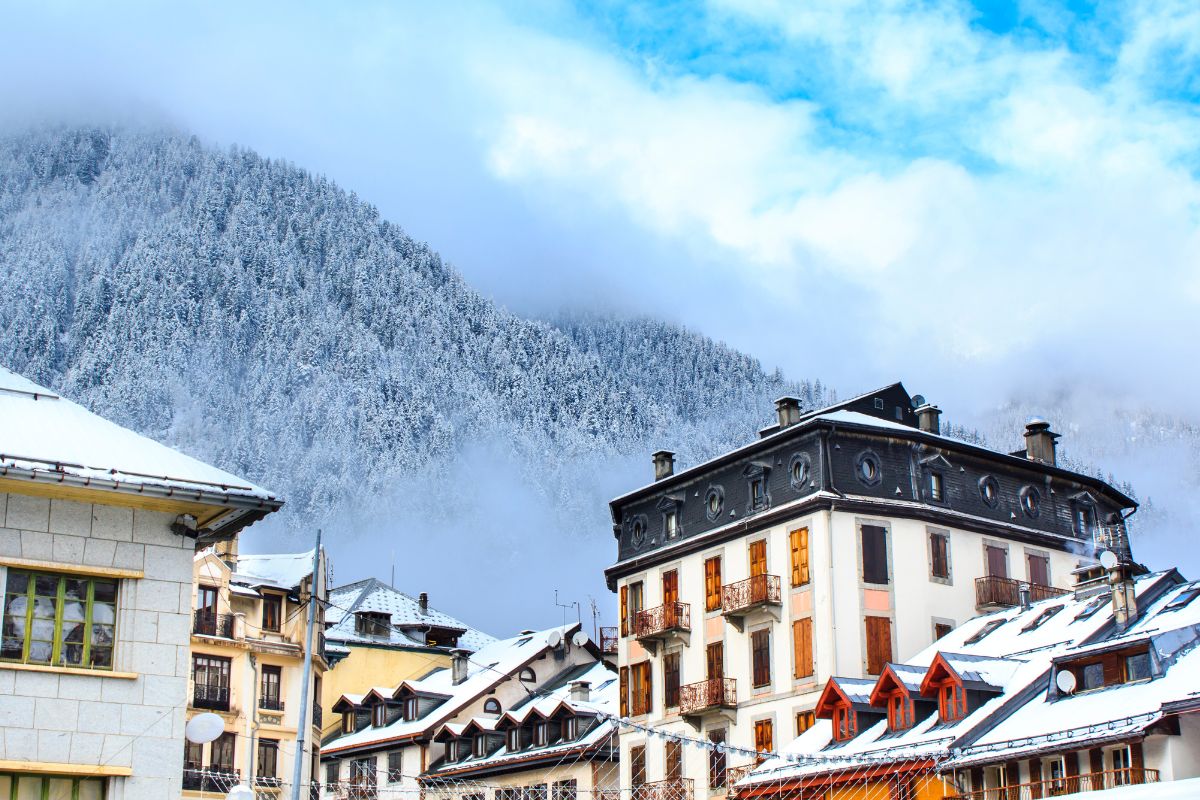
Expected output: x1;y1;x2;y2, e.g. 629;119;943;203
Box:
569;680;591;703
1023;418;1060;465
450;648;470;685
774;396;802;429
652;450;675;481
1107;559;1139;630
1018;582;1031;611
418;592;429;615
915;403;941;435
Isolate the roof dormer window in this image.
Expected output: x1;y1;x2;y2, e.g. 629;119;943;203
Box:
562;716;578;740
372;703;386;727
937;683;967;723
887;694;914;732
355;611;391;637
507;728;520;751
473;734;488;758
403;697;419;721
342;711;355;734
534;721;548;747
833;706;856;742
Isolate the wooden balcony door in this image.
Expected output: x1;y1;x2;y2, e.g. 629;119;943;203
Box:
749;540;767;577
985;545;1008;579
663;571;679;628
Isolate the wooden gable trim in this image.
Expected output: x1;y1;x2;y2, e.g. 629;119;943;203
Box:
813;679;851;719
868;664;914;706
918;652;963;696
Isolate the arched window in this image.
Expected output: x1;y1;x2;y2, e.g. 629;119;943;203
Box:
483;698;501;714
519;667;536;683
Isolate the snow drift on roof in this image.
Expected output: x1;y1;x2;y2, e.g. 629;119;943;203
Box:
234;550;315;590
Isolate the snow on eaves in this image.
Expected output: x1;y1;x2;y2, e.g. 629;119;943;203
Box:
234;550;315;591
325;578;495;653
0;365;275;501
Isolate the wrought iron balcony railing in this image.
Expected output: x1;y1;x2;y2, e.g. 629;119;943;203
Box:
259;695;285;712
634;603;691;640
679;678;737;716
975;576;1068;608
632;778;693;800
952;767;1158;799
599;626;618;654
182;766;239;792
193;610;235;638
192;682;231;711
721;575;782;616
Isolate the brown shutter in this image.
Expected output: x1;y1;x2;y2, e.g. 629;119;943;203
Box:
1103;655;1123;687
1005;762;1020;796
666;740;682;781
705;557;722;612
1065;751;1080;793
643;662;653;715
793;618;813;679
986;545;1008;578
865;617;892;675
707;642;723;680
620;586;628;637
1089;748;1103;775
663;570;678;606
969;768;984;793
619;666;628;718
790;528;810;586
862;526;890;584
751;629;771;687
750;540;767;577
664;652;680;710
1131;741;1144;781
1029;759;1042;799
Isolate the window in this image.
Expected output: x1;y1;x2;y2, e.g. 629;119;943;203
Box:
507;728;520;751
979;475;999;507
1021;605;1062;633
351;758;377;796
865;617;892;675
666;739;682;781
792;618;813;679
483;698;501;714
1073;502;1097;536
664;509;679;539
1046;757;1065;794
1020;486;1041;518
861;525;889;585
753;719;773;763
751;629;771;687
561;716;578;740
403;697;419;721
1080;662;1105;690
928;472;944;502
964;619;1004;645
928;531;950;580
372;703;387;727
533;722;548;746
1112;747;1133;785
1164;587;1200;613
342;711;355;733
193;654;232;711
1027;553;1050;587
630;517;647;549
933;621;954;641
663;651;680;710
708;729;727;788
704;557;722;612
552;779;578;800
887;694;913;731
630;661;652;716
856;452;881;486
326;761;340;786
749;540;767;578
749;477;767;510
0;569;117;669
833;706;856;741
706;642;724;680
473;734;488;757
262;593;282;633
260;664;282;710
938;683;967;722
1125;652;1152;682
630;745;646;788
984;544;1008;579
257;738;279;781
355;611;391;636
387;752;403;781
622;581;643;637
212;731;237;772
796;711;815;735
789;454;810;488
790;527;810;587
0;774;107;799
705;487;724;520
519;667;536;682
446;739;460;761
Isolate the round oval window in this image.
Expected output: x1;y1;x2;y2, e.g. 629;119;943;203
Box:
790;455;809;487
1021;487;1041;517
705;487;724;520
979;476;999;507
860;458;877;481
631;519;646;548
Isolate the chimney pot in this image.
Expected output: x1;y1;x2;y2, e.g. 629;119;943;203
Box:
450;648;470;685
418;592;428;615
1023;418;1060;466
652;450;676;481
915;403;941;435
1018;582;1031;611
569;680;591;703
774;396;802;429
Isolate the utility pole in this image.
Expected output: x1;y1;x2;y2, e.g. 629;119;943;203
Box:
290;530;322;800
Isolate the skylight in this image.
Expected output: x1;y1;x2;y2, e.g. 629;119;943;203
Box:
1021;605;1063;633
964;619;1005;645
1163;587;1200;613
1074;594;1110;622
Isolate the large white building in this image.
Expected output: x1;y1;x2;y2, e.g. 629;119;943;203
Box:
0;365;281;800
604;383;1139;800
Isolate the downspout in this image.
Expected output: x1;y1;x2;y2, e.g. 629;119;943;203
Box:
246;653;259;791
822;424;845;678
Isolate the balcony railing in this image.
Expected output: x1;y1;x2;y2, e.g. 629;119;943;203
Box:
952;767;1158;799
721;575;782;616
317;630;327;659
183;765;239;792
259;695;285;712
975;576;1068;608
600;626;618;654
634;603;691;640
633;778;693;800
726;765;755;788
193;682;231;711
679;678;737;716
193;610;235;638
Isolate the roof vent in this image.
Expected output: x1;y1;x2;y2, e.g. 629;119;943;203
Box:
418;592;429;615
652;450;675;481
774;396;802;429
1023;418;1060;465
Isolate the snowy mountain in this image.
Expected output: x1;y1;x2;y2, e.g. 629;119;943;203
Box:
0;127;1194;631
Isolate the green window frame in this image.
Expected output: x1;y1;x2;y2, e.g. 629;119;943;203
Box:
0;569;118;670
0;772;107;799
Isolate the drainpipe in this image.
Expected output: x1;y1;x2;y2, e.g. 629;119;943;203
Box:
246;653;258;790
822;424;844;677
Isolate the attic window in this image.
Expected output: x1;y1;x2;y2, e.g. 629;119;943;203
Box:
372;703;386;727
832;706;856;742
342;711;355;734
1163;588;1200;613
534;721;548;746
979;476;999;508
664;509;679;539
964;619;1004;645
874;398;884;410
1074;594;1110;621
562;716;578;740
856;452;882;487
705;486;724;520
483;698;501;714
519;668;536;683
749;476;767;510
355;611;391;637
1072;501;1097;537
1020;486;1041;518
887;695;914;732
789;454;810;489
630;517;647;550
938;684;967;723
506;729;520;751
403;697;418;721
1021;605;1063;633
473;734;488;758
928;472;944;502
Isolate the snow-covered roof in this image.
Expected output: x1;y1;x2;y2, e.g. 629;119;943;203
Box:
322;623;582;757
325;578;495;653
0;365;277;504
234;550;316;591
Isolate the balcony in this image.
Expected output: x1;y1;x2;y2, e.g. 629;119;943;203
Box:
720;575;781;630
633;778;693;800
726;765;755;789
679;678;737;719
193;682;231;712
975;576;1069;609
183;765;239;792
193;610;235;639
600;626;618;655
255;775;284;790
259;695;285;712
952;767;1158;799
634;603;690;653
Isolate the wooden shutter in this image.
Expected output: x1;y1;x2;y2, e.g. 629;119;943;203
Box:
666;740;682;781
1065;751;1080;794
630;746;646;787
753;719;773;762
865;617;892;675
790;528;810;586
707;642;724;680
619;667;628;718
1089;748;1103;774
1131;741;1144;775
620;586;628;637
931;532;949;578
751;629;771;687
664;652;680;709
749;540;767;578
793;618;813;679
986;545;1008;579
704;557;722;612
1029;759;1042;800
663;570;678;606
1028;554;1049;586
861;526;889;584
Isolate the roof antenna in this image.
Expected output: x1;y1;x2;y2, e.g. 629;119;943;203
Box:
390;549;395;589
554;590;580;629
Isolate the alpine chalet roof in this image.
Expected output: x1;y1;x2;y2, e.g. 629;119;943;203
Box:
234;550;317;592
325;578;495;652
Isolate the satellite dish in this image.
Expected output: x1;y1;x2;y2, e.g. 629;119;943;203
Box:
1099;550;1119;570
1056;670;1077;695
571;630;589;647
911;395;926;408
185;712;225;744
546;629;563;648
226;786;255;800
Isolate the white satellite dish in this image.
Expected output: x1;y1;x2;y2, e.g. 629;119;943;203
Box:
546;629;563;648
1056;670;1077;695
572;630;589;647
185;712;225;744
226;786;255;800
1099;550;1119;570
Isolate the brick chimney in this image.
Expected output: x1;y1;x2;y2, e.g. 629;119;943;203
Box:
774;396;802;429
569;680;590;703
1023;418;1060;465
915;403;941;435
652;450;675;481
451;648;470;685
